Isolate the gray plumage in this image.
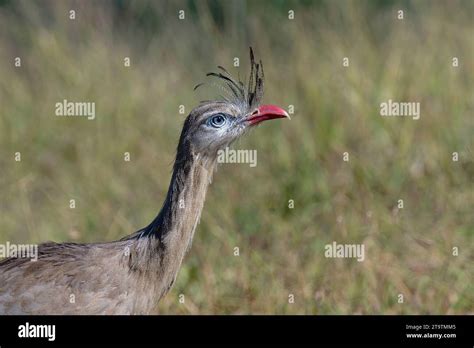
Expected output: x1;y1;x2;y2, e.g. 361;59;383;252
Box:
0;48;288;314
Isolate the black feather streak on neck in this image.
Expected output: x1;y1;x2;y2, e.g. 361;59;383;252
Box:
142;140;214;249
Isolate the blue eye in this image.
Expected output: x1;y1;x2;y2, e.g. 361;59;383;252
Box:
208;114;227;128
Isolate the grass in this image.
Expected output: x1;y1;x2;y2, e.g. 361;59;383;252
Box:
0;0;473;314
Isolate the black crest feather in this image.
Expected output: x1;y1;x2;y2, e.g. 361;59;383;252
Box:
194;47;265;111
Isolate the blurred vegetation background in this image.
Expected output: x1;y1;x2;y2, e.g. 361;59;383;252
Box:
0;0;473;314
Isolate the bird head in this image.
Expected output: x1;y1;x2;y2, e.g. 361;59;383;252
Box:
177;48;289;159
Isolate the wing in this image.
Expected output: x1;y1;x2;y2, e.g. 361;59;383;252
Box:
0;241;135;314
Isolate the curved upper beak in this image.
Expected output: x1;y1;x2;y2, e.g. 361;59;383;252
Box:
246;104;290;126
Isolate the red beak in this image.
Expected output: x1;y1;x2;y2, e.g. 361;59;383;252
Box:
246;104;290;126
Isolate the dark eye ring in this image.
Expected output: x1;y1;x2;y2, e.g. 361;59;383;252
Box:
208;114;227;128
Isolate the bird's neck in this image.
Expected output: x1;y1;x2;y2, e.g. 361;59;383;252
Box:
157;152;216;250
120;143;216;309
138;143;216;260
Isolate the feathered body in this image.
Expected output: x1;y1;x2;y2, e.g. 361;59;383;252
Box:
0;49;287;314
